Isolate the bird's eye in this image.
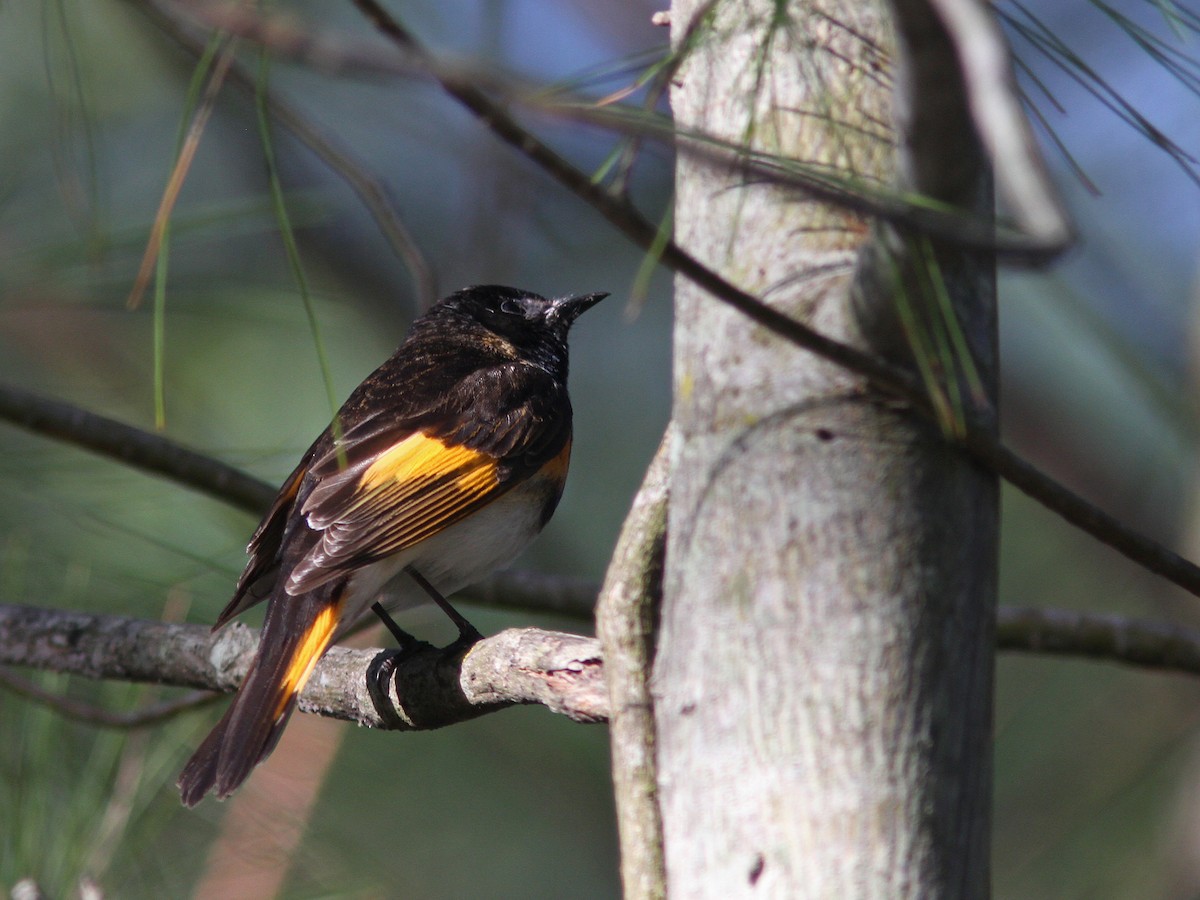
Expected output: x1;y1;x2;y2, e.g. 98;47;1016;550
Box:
499;298;525;316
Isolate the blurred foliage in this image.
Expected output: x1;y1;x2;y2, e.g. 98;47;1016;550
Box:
0;0;1197;898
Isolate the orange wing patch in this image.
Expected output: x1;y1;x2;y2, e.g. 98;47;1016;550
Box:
290;432;504;592
349;433;502;552
359;433;490;492
273;597;343;720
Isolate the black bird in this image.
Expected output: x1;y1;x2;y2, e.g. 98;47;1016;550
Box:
177;285;606;806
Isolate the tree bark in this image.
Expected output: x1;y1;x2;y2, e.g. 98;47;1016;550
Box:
597;433;671;899
655;1;997;895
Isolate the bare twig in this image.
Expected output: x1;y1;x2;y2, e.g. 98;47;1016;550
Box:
0;381;600;620
0;604;607;727
177;1;1057;256
963;435;1200;603
458;569;596;619
997;606;1200;675
0;667;217;728
0;383;273;515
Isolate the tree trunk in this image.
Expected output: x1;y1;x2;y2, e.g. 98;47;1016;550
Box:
654;1;997;895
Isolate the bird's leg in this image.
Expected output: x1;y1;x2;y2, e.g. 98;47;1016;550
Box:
370;601;422;651
369;570;482;726
404;566;484;645
367;602;430;730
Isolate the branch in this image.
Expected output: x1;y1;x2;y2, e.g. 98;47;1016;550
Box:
0;383;272;515
176;1;1056;257
459;569;596;620
0;604;607;728
0;382;599;622
996;606;1200;676
0;668;217;728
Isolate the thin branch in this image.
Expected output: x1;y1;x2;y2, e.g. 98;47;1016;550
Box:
0;667;217;728
0;382;598;620
458;569;597;619
997;606;1200;676
179;0;1060;257
0;382;273;515
0;604;607;728
962;434;1200;603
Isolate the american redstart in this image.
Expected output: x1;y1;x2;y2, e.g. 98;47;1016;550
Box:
177;284;605;806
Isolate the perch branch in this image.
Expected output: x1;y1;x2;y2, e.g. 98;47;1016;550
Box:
0;604;607;728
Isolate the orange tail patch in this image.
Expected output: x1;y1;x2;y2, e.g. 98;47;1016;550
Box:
272;600;341;720
178;588;346;806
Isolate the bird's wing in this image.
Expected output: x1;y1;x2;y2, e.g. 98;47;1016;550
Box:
213;348;481;628
213;362;568;620
295;365;569;594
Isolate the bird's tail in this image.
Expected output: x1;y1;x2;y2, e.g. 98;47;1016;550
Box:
178;582;346;807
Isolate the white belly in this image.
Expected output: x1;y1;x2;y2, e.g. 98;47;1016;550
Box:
335;477;555;635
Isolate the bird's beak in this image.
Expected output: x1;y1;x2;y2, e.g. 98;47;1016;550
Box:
550;291;608;326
